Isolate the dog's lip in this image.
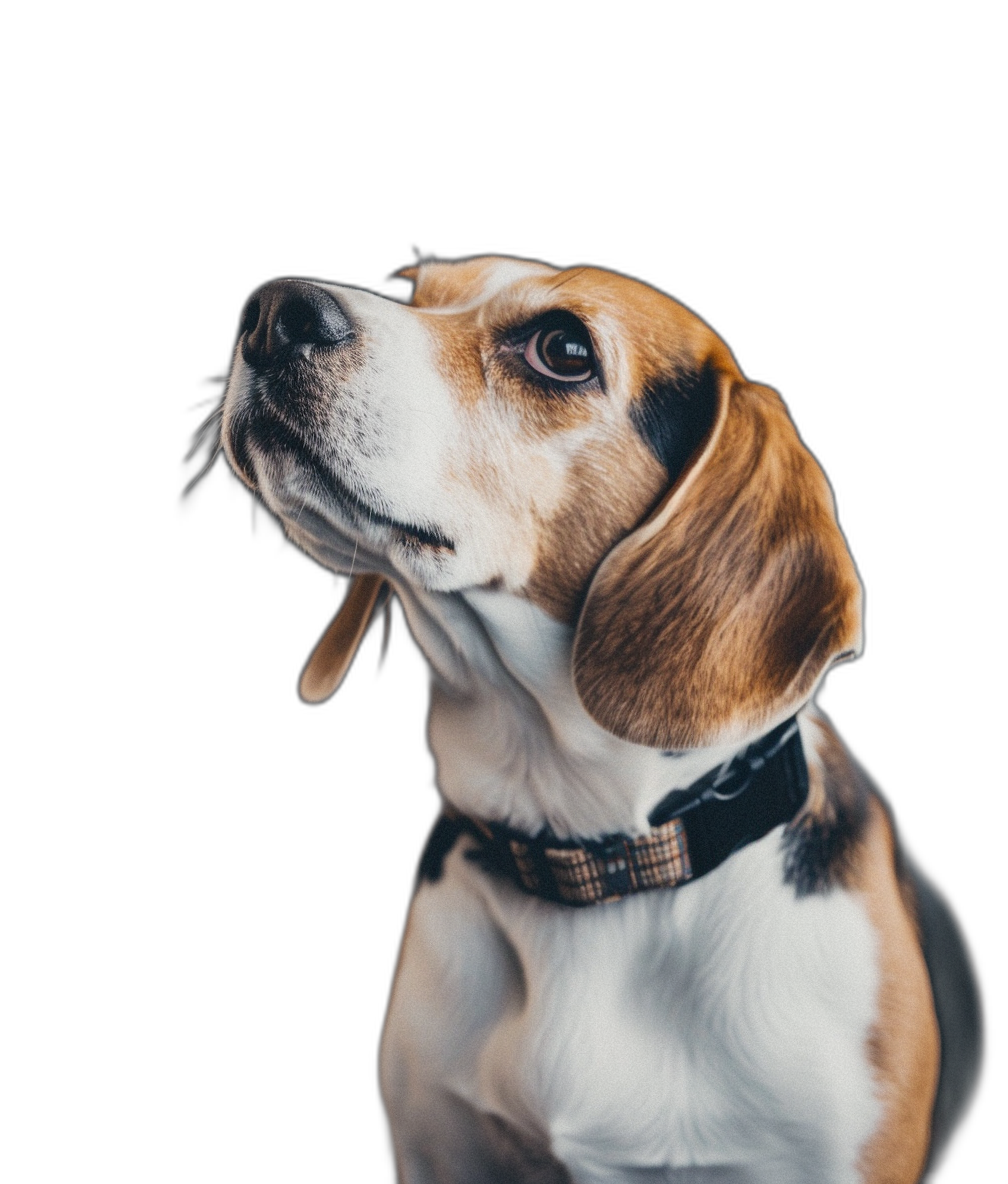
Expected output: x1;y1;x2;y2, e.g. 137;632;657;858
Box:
319;469;456;553
239;405;456;554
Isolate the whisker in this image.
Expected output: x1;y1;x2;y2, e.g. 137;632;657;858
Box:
183;396;225;496
348;503;371;581
185;404;226;464
379;596;393;672
547;268;587;293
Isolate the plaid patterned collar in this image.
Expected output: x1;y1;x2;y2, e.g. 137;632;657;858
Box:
419;717;808;907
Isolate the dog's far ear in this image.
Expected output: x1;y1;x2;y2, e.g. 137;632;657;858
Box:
572;369;863;750
299;574;389;704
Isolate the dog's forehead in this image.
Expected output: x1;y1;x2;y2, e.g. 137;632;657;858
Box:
399;256;557;310
400;257;720;375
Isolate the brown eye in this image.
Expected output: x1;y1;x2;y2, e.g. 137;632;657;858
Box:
524;316;596;382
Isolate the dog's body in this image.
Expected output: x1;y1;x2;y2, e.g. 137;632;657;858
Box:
217;256;980;1182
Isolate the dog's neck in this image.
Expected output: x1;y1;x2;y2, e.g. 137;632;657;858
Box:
395;584;756;840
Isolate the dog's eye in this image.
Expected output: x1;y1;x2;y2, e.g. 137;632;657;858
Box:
524;316;596;383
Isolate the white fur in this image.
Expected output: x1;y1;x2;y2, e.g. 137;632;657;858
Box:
402;587;752;839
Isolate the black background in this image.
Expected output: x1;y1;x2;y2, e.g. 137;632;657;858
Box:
165;136;994;1174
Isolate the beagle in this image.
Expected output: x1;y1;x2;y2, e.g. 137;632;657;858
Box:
215;256;980;1183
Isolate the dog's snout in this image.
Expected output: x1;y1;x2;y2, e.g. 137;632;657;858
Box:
240;279;351;367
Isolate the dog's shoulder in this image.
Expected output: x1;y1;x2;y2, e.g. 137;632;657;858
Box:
792;711;981;1179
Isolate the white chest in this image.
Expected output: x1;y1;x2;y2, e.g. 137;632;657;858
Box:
381;831;882;1184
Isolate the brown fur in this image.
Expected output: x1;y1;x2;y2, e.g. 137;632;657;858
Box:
397;256;554;311
526;439;667;622
856;800;941;1183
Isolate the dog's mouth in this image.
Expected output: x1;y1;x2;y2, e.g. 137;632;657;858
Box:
317;469;456;553
227;402;456;555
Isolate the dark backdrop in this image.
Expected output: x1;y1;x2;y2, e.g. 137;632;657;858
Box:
167;169;994;1184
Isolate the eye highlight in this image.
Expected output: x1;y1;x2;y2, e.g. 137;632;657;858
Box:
523;313;596;383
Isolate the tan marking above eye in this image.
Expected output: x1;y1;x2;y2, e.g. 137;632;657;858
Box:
398;256;557;311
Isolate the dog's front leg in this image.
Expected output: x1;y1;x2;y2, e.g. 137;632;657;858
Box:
385;1090;573;1184
380;858;573;1184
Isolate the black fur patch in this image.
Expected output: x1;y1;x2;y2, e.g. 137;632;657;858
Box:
782;730;872;895
630;363;719;482
417;814;465;884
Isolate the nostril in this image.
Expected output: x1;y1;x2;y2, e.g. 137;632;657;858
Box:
240;279;351;369
240;296;261;337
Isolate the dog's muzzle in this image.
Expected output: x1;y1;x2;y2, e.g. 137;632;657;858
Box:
224;278;356;493
239;278;352;368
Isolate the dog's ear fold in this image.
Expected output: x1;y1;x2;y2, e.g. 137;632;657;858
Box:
572;368;863;750
299;574;389;703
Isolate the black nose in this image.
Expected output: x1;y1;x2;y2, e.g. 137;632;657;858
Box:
239;278;352;367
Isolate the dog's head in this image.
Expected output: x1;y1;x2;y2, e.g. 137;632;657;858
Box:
222;255;862;750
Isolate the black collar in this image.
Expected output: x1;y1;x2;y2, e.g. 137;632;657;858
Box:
419;717;808;906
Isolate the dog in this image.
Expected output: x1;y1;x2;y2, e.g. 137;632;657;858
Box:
215;255;981;1183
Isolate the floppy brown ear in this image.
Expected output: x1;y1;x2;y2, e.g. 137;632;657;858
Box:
572;369;863;750
299;574;389;703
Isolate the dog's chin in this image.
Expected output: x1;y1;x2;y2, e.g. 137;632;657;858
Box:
264;483;452;583
225;404;459;584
